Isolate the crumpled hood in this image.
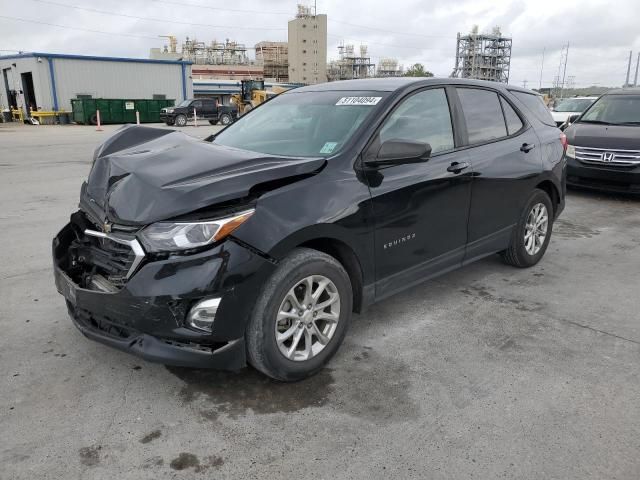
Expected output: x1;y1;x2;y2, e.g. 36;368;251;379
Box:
81;125;326;225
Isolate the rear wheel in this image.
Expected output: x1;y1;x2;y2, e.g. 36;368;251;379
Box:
219;113;232;125
501;189;553;268
175;114;187;127
246;248;352;382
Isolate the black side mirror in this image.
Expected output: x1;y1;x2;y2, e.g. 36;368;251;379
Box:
365;139;432;167
560;113;581;131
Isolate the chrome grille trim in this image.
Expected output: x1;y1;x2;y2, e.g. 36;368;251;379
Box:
84;229;145;279
575;146;640;167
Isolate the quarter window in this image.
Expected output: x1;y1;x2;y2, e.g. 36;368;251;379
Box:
379;88;454;154
511;90;555;126
501;97;524;135
457;88;507;144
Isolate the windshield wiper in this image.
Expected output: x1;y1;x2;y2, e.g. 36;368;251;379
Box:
615;121;640;126
578;120;613;125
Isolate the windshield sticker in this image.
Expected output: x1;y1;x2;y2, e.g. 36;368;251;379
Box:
320;142;338;154
336;96;382;106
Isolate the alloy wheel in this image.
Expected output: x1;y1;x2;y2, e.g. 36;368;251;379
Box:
275;275;341;362
524;203;548;255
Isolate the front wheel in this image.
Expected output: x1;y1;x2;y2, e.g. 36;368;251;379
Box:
174;114;187;127
501;189;553;268
246;248;352;382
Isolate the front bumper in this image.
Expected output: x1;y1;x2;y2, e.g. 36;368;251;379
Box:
53;221;276;369
566;157;640;194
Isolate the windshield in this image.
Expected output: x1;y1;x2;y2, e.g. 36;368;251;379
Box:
176;100;192;108
554;98;595;112
580;95;640;125
213;91;387;157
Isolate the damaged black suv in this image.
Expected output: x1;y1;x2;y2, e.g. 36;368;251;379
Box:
53;78;566;381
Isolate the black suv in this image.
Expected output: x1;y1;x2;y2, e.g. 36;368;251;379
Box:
565;88;640;193
160;98;236;127
53;78;566;381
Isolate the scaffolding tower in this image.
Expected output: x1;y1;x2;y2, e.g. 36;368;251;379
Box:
452;26;512;83
328;44;375;81
179;37;250;65
377;58;404;77
255;41;288;82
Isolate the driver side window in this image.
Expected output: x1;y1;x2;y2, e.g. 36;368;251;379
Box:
379;88;454;154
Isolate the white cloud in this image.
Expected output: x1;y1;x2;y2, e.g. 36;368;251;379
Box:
1;0;639;87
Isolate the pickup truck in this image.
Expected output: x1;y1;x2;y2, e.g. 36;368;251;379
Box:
160;98;237;127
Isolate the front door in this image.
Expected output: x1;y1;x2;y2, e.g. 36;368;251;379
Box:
363;87;473;300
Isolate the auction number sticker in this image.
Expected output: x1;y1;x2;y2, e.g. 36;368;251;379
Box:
336;96;382;106
320;142;338;154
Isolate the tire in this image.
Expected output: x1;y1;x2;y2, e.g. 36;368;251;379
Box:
241;104;253;116
175;114;187;127
246;248;353;382
89;114;98;125
501;189;554;268
219;113;232;125
209;120;217;125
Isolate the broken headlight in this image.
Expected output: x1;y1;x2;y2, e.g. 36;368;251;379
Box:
139;209;254;252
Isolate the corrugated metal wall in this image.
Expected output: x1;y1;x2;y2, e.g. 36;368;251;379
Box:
0;57;51;111
52;59;191;110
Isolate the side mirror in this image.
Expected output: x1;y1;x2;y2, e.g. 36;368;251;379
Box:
560;113;581;131
366;139;432;167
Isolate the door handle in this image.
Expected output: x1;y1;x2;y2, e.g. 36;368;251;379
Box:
520;143;536;153
447;161;470;174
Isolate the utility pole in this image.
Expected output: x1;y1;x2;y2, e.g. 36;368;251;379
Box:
560;42;569;99
625;50;632;87
634;52;639;87
539;47;545;90
522;79;528;89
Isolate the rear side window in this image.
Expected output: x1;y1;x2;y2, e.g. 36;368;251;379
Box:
510;91;555;126
501;98;524;135
457;88;507;144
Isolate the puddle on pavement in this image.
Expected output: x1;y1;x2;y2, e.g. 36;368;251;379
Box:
166;366;335;418
167;346;419;423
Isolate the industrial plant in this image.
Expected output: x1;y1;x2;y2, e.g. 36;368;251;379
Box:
451;26;513;83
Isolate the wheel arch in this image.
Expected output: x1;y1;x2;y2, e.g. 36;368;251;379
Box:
264;225;369;314
535;179;560;216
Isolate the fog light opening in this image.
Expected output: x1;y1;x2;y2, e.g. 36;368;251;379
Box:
187;297;221;333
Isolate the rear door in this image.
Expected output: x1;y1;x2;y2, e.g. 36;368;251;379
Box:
363;87;473;299
454;87;542;263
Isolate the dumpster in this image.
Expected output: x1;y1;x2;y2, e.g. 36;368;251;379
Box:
71;98;174;125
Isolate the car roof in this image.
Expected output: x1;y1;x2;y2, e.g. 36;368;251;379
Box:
604;88;640;96
288;77;540;95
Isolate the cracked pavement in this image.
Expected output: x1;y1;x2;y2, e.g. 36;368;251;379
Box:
1;123;639;479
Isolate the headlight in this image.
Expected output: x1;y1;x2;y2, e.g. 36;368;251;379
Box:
139;209;254;252
165;108;174;113
566;145;576;159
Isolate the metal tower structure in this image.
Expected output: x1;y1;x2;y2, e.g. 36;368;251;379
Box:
452;26;512;83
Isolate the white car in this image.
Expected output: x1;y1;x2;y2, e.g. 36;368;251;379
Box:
550;97;598;127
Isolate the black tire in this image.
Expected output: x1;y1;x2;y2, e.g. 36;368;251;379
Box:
501;189;554;268
219;113;232;125
208;120;217;125
89;114;98;125
175;114;187;127
246;248;353;382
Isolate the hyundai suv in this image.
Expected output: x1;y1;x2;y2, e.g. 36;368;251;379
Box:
53;78;566;381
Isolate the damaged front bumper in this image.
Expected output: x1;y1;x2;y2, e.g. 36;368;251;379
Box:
52;215;276;369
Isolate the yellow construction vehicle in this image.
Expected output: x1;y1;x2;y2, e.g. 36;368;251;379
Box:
230;80;288;116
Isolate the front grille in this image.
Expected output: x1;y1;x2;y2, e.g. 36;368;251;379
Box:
575;146;640;167
68;212;145;288
72;304;136;340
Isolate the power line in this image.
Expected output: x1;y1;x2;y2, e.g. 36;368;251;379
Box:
30;0;286;31
0;15;160;40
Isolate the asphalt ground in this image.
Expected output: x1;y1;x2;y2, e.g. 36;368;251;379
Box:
1;122;639;479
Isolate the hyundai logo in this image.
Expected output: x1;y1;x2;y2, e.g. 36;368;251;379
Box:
603;152;615;162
